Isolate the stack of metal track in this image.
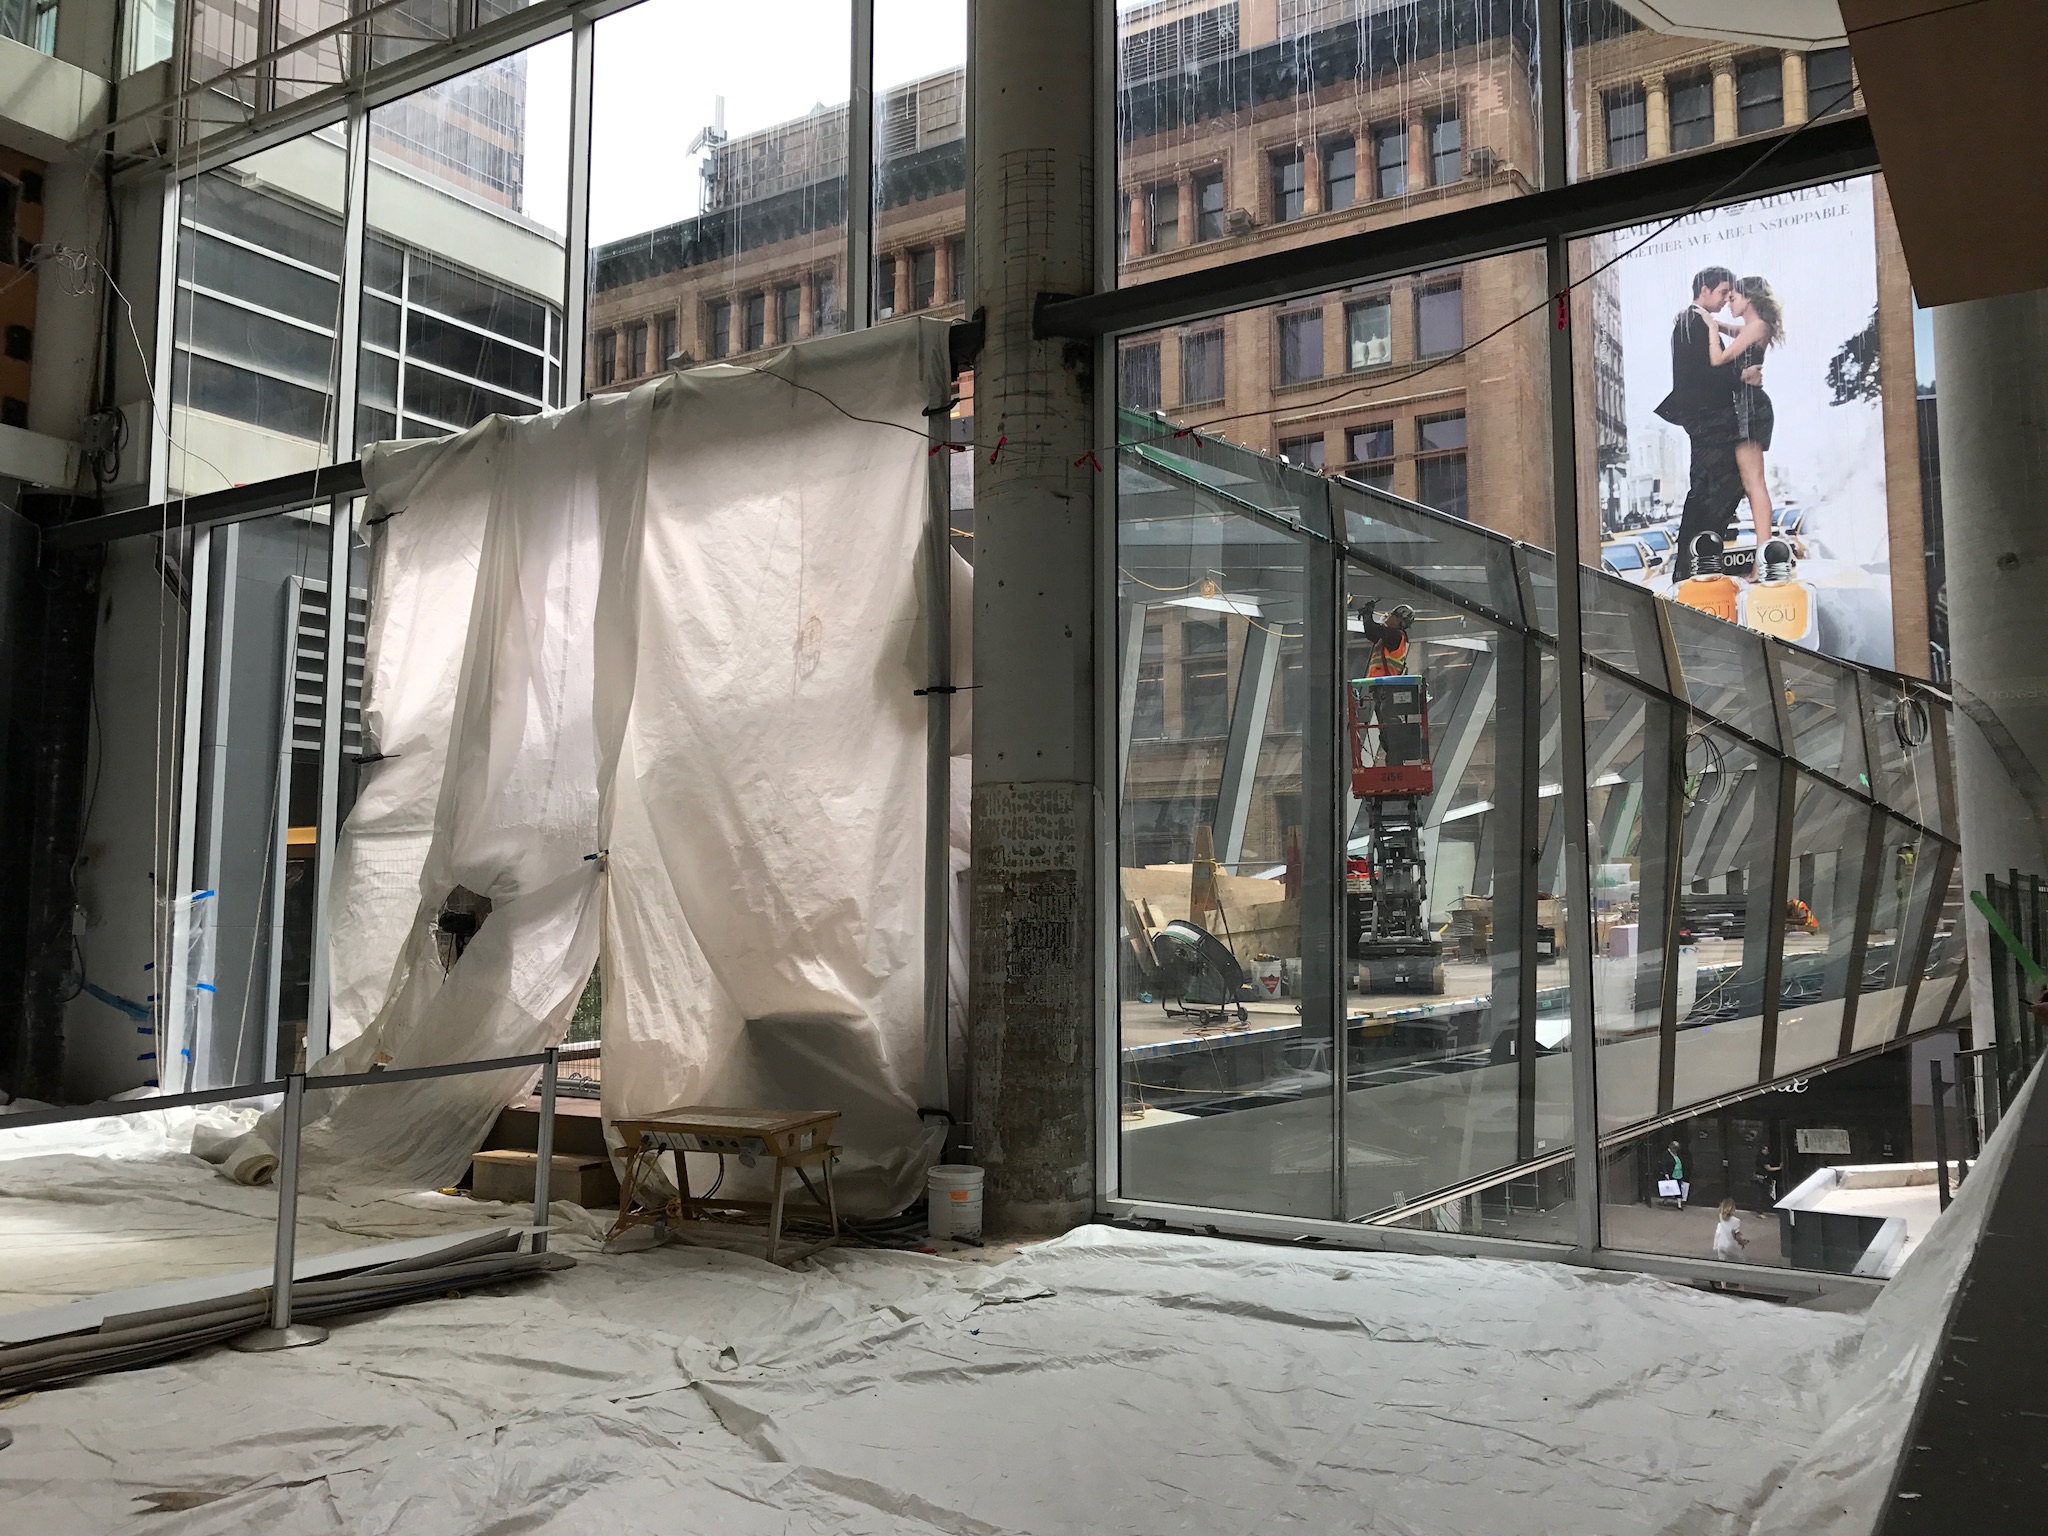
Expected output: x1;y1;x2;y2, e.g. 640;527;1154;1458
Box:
0;1228;571;1392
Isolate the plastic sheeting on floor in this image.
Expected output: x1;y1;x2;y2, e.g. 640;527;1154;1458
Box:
2;1160;1877;1534
287;320;952;1208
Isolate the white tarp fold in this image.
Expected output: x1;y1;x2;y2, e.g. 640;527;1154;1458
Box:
294;321;951;1210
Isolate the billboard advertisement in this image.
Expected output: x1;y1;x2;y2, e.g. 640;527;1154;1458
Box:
1600;178;1897;668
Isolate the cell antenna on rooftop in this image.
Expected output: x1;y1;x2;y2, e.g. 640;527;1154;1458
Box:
686;95;728;156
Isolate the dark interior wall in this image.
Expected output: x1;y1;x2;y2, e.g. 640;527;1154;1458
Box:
0;498;39;1089
0;492;103;1103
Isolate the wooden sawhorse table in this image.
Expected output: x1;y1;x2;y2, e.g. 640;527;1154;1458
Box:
607;1108;840;1265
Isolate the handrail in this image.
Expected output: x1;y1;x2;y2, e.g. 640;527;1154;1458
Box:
0;1042;601;1134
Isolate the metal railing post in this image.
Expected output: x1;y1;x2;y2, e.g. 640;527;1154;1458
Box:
231;1073;328;1351
1930;1058;1952;1213
532;1047;559;1254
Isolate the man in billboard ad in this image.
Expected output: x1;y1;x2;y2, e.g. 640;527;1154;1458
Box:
1603;178;1896;668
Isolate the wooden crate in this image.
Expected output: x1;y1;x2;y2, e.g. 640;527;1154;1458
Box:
471;1150;620;1209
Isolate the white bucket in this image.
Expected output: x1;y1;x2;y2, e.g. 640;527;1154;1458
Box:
1252;958;1283;999
927;1163;985;1239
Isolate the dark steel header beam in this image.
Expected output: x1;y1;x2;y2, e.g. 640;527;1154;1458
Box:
39;460;367;550
1038;114;1879;340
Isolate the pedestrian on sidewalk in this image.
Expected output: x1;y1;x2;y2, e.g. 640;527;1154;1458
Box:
1713;1198;1750;1262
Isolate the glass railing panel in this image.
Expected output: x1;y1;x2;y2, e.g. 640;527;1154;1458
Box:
1774;777;1871;1076
1776;644;1868;791
1667;602;1779;749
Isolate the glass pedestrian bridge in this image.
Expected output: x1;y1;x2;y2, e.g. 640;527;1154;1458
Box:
1112;411;1963;1240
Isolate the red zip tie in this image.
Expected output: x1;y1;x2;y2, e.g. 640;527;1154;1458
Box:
988;434;1007;464
927;441;967;457
1075;449;1102;472
1173;426;1200;443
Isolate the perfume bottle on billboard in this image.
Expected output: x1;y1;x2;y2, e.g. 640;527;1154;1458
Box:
1740;539;1819;648
1673;532;1742;623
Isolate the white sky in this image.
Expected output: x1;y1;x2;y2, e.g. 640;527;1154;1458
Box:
511;0;969;247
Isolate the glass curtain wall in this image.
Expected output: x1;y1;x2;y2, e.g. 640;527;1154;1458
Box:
1115;0;1543;289
584;0;852;390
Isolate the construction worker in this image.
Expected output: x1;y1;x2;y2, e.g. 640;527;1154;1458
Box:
1359;600;1416;677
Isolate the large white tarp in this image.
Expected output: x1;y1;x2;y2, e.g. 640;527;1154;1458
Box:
292;321;950;1210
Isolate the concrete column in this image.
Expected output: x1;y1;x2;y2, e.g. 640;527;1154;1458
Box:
799;274;816;339
729;301;744;357
1783;50;1809;125
893;253;913;315
1128;187;1148;255
1177;172;1196;246
970;0;1097;1233
1932;290;2048;1024
1644;75;1670;158
1406;114;1428;191
1302;141;1323;215
1712;56;1738;141
934;240;954;309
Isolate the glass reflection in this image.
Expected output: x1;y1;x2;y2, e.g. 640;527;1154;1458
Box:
1117;448;1332;1219
1774;777;1868;1075
1670;726;1776;1108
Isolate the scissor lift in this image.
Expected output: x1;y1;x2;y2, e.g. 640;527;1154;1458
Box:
1348;674;1447;995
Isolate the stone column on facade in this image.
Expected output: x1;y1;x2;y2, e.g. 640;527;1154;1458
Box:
1128;187;1148;258
1931;289;2048;1028
1302;140;1324;215
1644;74;1670;158
934;239;954;311
1782;49;1809;125
894;254;913;316
1177;172;1196;246
970;0;1097;1234
729;300;745;357
1407;112;1429;191
1711;54;1738;141
1588;88;1607;174
798;271;817;339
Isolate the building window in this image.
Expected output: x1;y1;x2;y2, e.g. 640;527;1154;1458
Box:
1120;339;1162;412
1428;111;1461;185
707;299;731;360
911;248;937;309
1180;325;1224;404
877;257;896;319
1416;279;1463;359
1180;619;1230;738
815;271;838;330
1670;73;1714;152
1279;433;1326;471
1373;123;1408;198
626;321;647;377
656;311;676;368
743;292;766;351
1806;46;1854;118
1604;85;1648;167
1132;624;1166;739
1324;138;1356;212
1277;308;1323;385
1416;410;1469;519
1271;148;1306;222
596;331;617;386
947;237;966;302
1346;296;1391;370
1147;183;1181;253
1736;56;1784;134
1348;421;1395;491
1195;171;1225;241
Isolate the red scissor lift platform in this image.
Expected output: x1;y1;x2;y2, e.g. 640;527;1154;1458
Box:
1347;675;1446;995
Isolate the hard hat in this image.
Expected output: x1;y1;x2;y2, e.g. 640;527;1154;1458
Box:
1388;603;1414;628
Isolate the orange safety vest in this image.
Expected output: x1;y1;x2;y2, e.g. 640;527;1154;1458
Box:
1366;631;1410;678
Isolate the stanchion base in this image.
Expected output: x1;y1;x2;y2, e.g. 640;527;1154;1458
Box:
229;1322;329;1353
